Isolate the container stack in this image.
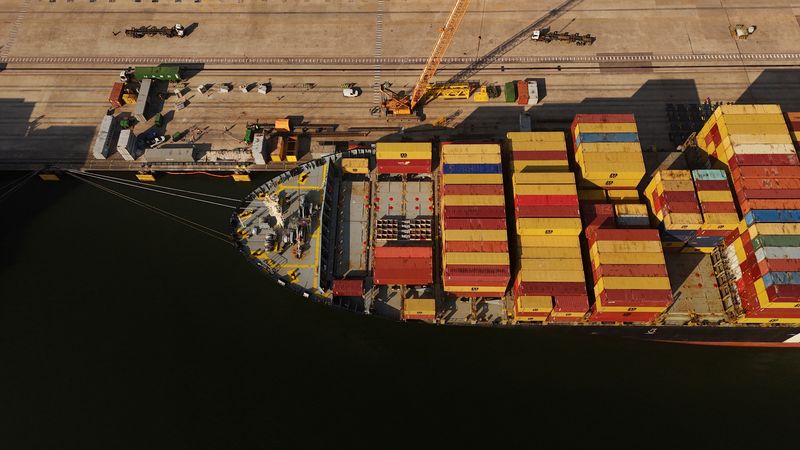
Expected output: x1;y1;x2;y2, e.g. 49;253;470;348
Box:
689;169;739;252
696;104;800;324
373;246;433;286
507;132;589;322
375;142;432;174
586;228;673;323
570;114;646;201
440;143;510;298
643;170;703;251
613;204;649;228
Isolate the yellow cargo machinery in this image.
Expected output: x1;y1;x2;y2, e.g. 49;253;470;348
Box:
381;0;471;115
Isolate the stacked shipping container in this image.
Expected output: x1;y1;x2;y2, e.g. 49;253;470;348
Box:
375;142;432;174
570;114;646;201
786;112;800;148
373;246;433;285
689;169;739;252
507;132;589;322
644;170;703;251
586;228;673;323
697;104;800;323
440;143;510;297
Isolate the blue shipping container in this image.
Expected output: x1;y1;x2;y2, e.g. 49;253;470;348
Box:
691;169;728;181
686;236;724;247
442;163;502;174
575;132;639;146
762;271;800;288
745;210;800;226
659;225;697;242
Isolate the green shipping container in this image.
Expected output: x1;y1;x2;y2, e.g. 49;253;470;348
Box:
134;66;183;81
504;81;517;103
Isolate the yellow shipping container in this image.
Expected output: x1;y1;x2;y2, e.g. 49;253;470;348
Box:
721;123;789;137
595;276;671;291
506;131;564;142
520;246;582;259
578;189;607;201
442;173;503;184
722;134;793;146
732;238;747;264
517;235;580;248
445;229;508;241
444;252;509;265
591;240;663;255
577;154;645;179
681;246;714;254
442;195;504;207
697;190;733;203
702;212;739;226
513;161;569;173
403;298;436;317
580;179;642;190
590;252;666;268
516;218;582;236
515;295;554;312
341;158;369;174
719;113;785;124
606;189;641;201
614;203;648;216
662;213;703;229
510;140;567;151
715;104;782;116
748;223;800;237
442;153;502;164
513;172;575;185
519;258;584;271
441;143;500;155
576;142;643;154
575;122;638;134
730;143;796;155
656;180;696;192
736;316;800;324
653;170;692;182
594;302;667;313
444;284;507;293
514;184;577;196
375;142;432;160
518;269;586;282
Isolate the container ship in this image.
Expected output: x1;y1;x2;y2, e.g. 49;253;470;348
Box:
231;104;800;347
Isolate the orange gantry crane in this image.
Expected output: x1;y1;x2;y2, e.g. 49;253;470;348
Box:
381;0;471;115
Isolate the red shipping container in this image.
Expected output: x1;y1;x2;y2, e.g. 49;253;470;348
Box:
515;205;580;218
738;177;800;190
445;240;508;253
109;82;124;108
734;165;800;179
377;159;431;174
516;281;587;296
332;279;363;297
759;258;800;274
695;228;732;237
732;153;800;167
444;218;507;230
593;264;668;278
553;295;590;312
766;284;800;302
723;229;741;246
664;201;703;214
514;194;578;207
516;80;529;105
699;202;738;214
572;113;636;125
736;188;800;200
693;180;730;191
512;151;567;161
744;199;800;210
374;246;432;259
445;265;510;284
442;184;505;195
660;191;700;204
443;206;506;219
374;259;433;271
373;268;432;285
595;289;673;306
581;203;616;229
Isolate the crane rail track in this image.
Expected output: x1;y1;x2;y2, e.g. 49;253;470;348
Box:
3;53;800;66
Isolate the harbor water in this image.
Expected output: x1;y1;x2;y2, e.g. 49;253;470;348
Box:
0;172;798;448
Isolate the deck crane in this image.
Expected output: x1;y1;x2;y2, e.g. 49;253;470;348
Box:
380;0;471;115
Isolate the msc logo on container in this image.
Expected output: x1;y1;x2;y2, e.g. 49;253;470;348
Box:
400;152;408;158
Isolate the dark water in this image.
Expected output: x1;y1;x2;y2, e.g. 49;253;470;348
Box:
1;171;798;448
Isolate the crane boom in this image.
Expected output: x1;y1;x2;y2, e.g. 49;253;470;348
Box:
409;0;472;110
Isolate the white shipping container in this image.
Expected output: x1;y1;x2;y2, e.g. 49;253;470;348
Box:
251;133;266;165
526;81;539;105
731;143;796;155
116;129;136;161
92;115;115;159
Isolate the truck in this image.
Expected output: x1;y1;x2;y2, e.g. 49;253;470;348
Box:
532;29;596;46
526;80;539;105
120;66;183;82
125;24;184;39
92;115;116;160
